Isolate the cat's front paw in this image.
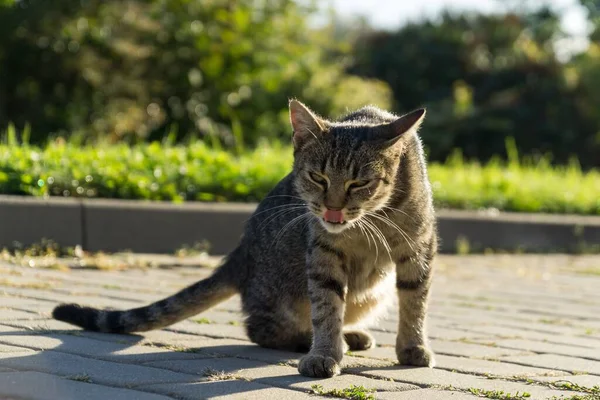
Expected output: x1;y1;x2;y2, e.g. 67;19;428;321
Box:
298;354;341;378
397;345;435;367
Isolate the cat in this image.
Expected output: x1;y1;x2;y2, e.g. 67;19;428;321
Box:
53;100;438;378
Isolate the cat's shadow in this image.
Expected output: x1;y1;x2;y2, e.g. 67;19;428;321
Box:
0;328;409;399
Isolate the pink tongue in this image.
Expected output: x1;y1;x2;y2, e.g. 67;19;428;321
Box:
324;210;344;223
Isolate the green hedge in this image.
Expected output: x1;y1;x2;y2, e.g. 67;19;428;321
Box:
1;141;598;215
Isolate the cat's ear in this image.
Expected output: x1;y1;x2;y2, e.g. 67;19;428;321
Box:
289;99;325;149
379;108;426;145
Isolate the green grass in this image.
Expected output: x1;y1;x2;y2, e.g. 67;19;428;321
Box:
66;374;92;383
468;388;531;399
0;140;291;203
311;384;375;400
1;139;598;215
550;381;600;396
428;150;600;215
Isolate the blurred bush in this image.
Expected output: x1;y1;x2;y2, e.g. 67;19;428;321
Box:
1;137;598;214
0;0;391;147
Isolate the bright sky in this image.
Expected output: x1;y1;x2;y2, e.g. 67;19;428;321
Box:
327;0;590;57
329;0;587;34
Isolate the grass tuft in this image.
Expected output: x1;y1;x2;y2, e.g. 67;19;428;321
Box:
66;374;92;383
202;368;249;382
550;381;600;395
311;384;375;400
468;388;531;399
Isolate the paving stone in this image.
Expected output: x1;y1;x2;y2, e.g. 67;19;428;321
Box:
155;338;301;364
375;389;479;399
0;343;34;353
0;318;86;333
0;274;64;289
0;351;202;387
351;366;579;399
0;332;214;362
359;340;525;361
492;338;600;361
146;357;418;392
0;296;54;309
0;371;173;400
19;272;176;297
0;309;44;320
1;254;599;399
138;329;224;346
500;354;600;375
145;356;273;375
430;309;595;337
432;340;529;359
169;320;249;340
52;287;164;304
450;324;600;349
341;355;395;369
0;286;143;309
259;368;419;393
434;354;569;377
144;379;317;400
532;373;600;388
370;327;490;345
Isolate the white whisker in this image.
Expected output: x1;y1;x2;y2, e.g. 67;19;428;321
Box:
249;203;306;220
257;206;308;230
366;211;416;253
360;219;381;263
263;195;306;201
363;218;392;261
272;212;312;249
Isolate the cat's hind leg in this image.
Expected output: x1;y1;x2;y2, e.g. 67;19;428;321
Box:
245;309;312;353
343;330;375;351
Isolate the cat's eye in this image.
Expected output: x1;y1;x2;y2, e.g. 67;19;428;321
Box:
347;180;370;190
308;172;328;187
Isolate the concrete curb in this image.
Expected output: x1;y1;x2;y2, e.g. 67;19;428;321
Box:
1;195;599;254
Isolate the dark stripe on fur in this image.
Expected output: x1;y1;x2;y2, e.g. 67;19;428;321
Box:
320;156;328;174
396;245;435;291
52;304;99;331
106;311;125;333
308;272;346;301
312;239;345;261
312;315;328;328
312;314;342;329
396;277;427;290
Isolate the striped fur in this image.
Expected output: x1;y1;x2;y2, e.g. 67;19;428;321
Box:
53;100;438;379
53;253;241;333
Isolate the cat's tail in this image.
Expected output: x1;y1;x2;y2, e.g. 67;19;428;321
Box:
52;249;244;333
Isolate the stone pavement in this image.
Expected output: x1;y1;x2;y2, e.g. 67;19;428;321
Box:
0;254;599;400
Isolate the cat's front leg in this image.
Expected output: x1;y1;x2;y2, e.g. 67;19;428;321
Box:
395;249;435;368
298;239;347;378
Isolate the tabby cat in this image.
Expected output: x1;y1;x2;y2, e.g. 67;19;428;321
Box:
53;100;438;378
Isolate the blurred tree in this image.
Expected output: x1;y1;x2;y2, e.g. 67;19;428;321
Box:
0;0;104;140
2;0;599;167
350;8;600;167
0;0;391;146
580;0;600;40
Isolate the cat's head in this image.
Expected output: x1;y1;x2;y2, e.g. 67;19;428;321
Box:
290;100;425;234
